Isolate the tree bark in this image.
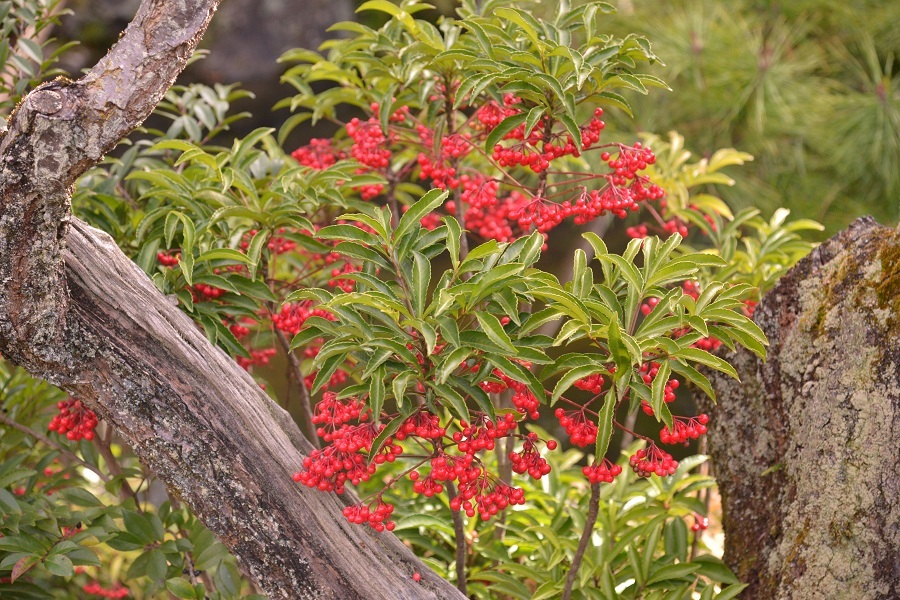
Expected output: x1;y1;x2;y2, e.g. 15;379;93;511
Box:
706;217;900;599
0;1;463;598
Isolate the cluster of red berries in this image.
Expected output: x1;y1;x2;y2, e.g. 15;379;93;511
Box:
48;398;98;441
452;413;518;454
479;368;541;420
156;251;180;266
659;414;709;445
294;442;378;494
291;138;345;170
554;407;599;447
416;133;473;189
343;496;396;532
474;95;521;130
691;514;710;532
193;283;225;300
236;347;276;371
582;457;623;484
346;116;392;169
629;444;678;478
82;582;129;598
409;471;444;497
271;301;334;335
328;262;361;292
509;433;553;480
491;108;606;173
395;410;445;440
573;372;605;394
450;469;526;521
311;392;366;440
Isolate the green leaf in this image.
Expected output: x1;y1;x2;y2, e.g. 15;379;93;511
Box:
166;578;198;599
393;514;454;534
646;562;700;585
430;382;470;423
245;230;269;280
410;251;431;317
485;113;527;153
594;389;616;462
318;224;379;246
691;555;740;585
44;554;74;577
195;248;253;266
670;360;716;403
550;364;606;404
475;312;516;354
394;188;450;243
650;360;674;429
368;367;386;424
123;510;161;545
437;348;471;384
715;584;749;600
678;348;739;380
443;216;462;269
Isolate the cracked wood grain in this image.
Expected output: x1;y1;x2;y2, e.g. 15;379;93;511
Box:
0;1;464;597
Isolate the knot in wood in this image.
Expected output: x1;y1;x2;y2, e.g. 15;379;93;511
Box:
30;89;64;115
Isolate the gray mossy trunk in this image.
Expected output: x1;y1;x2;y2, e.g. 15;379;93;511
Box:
0;1;463;598
706;217;900;599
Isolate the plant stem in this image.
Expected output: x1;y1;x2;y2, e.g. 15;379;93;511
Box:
618;408;639;450
446;481;468;595
562;482;601;600
96;425;142;507
273;328;320;449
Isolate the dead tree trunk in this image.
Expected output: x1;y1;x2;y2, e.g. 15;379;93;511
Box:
707;217;900;599
0;1;463;598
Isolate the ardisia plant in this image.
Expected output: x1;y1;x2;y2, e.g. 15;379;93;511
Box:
283;190;767;596
1;0;823;598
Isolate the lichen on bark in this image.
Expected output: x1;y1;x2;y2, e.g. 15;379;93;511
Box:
707;217;900;599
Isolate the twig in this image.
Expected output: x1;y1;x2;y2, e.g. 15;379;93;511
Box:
96;424;142;507
562;482;601;600
446;482;468;596
273;328;320;449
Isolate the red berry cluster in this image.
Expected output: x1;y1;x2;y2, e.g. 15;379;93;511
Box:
509;433;552;479
474;94;521;130
48;399;98;441
573;372;605;394
659;414;709;445
450;468;526;521
452;413;518;453
582;457;623;484
272;301;334;335
395;410;445;440
554;407;598;447
236;347;276;371
629;444;678;477
343;496;396;532
691;514;710;532
156;251;180;266
312;392;366;440
291;138;345;169
82;582;129;598
193;283;225;300
346;116;392;169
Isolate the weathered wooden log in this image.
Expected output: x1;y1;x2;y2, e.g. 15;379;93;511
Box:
0;1;463;598
707;217;900;599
